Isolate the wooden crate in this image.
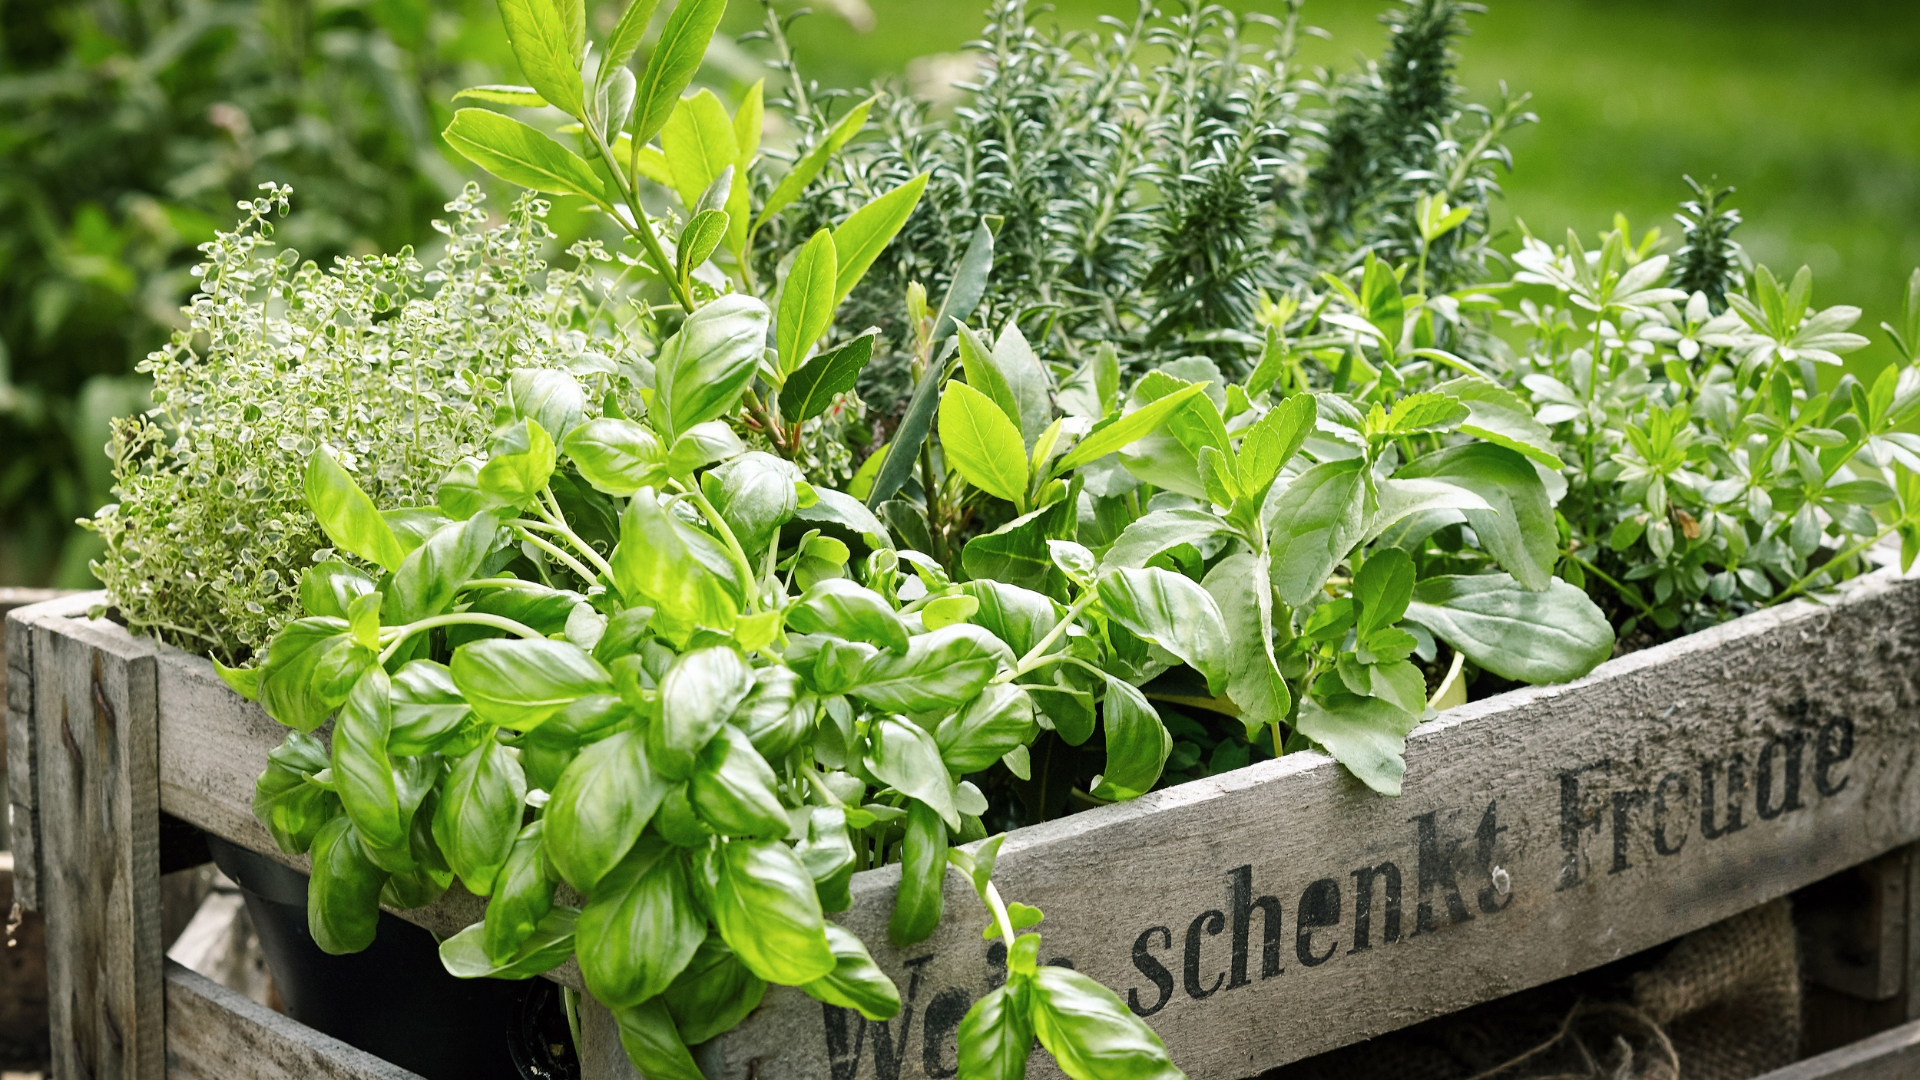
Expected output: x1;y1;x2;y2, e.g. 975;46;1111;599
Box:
9;561;1920;1080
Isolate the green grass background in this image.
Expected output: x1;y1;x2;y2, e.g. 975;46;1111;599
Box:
736;0;1920;372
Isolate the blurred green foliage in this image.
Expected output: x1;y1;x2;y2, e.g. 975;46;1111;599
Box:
0;0;517;585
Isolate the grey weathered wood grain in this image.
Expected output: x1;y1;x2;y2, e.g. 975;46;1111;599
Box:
36;604;165;1080
704;565;1920;1080
163;959;424;1080
577;996;643;1080
1754;1017;1920;1080
7;605;41;908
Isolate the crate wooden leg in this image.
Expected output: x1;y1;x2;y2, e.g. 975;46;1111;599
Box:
1798;843;1920;1056
34;617;162;1080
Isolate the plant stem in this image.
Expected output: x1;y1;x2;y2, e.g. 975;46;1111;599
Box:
377;612;543;664
513;526;601;586
584;125;694;314
682;484;763;612
983;881;1018;949
1005;592;1099;680
1567;552;1654;616
1768;525;1895;608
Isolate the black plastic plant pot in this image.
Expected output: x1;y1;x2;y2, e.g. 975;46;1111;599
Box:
205;835;578;1080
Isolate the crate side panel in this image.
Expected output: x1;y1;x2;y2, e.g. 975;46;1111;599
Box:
36;615;164;1080
707;571;1920;1080
163;960;425;1080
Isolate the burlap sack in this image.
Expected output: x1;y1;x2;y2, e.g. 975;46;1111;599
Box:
1265;899;1801;1080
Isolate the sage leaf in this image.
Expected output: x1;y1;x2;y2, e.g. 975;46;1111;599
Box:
1397;443;1557;590
1405;573;1615;683
1102;509;1236;570
1265;458;1370;608
1294;691;1422;796
1436;376;1566;469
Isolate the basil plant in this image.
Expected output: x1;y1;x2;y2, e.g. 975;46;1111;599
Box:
222;318;1196;1076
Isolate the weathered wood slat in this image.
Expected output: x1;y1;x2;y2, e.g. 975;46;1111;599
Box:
701;567;1920;1080
163;959;424;1080
6;608;38;908
36;605;165;1080
1755;1018;1920;1080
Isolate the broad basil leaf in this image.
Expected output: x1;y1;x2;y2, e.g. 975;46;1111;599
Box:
1090;678;1171;802
612;492;741;639
689;726;789;838
252;732;338;855
304;449;407;572
1096;567;1230;694
1405;574;1615;684
786;578;910;654
509;369;584;442
935;683;1037;774
1030;964;1184;1080
299;561;376;621
611;999;704;1080
307;816;389;956
794;806;857;913
544;729;666;894
663;932;768;1045
563;418;666;497
577;838;705;1009
389;512;500;624
961;580;1063;657
853;625;1012;714
730;666;811;759
330;668;411;870
483;820;555;965
705;839;837;984
652;294;769;443
258;617;375;734
450;637;612;731
477;419;556;511
388;660;473;755
433;737;526;895
440;907;578;980
961;495;1077;597
865;718;959;829
701;451;804;554
887;801;947;947
652;645;754;780
958;980;1034;1080
802;924;903;1021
